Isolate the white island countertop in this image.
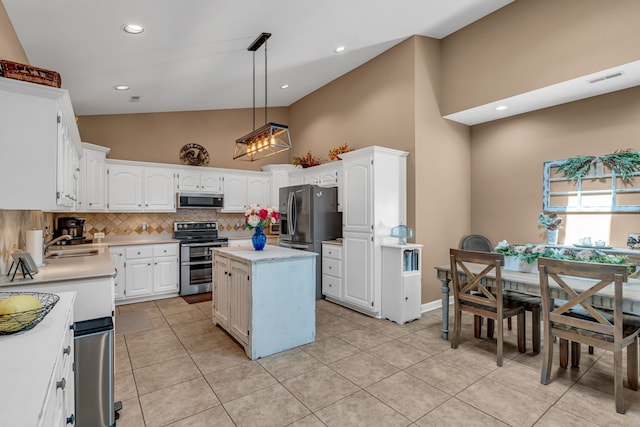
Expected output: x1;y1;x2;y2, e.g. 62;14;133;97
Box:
213;245;318;263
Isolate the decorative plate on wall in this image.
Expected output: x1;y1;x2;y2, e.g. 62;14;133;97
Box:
179;143;210;166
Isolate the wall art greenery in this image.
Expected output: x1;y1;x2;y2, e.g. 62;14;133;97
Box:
556;149;640;183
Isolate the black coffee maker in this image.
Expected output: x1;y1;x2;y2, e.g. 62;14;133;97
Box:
54;217;91;245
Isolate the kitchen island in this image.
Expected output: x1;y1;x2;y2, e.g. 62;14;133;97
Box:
212;245;317;360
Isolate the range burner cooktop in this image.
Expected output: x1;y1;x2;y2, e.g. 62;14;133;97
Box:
173;221;227;243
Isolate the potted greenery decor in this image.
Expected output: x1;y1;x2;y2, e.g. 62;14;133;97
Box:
538;212;562;245
494;240;631;273
557;150;640;183
495;241;549;273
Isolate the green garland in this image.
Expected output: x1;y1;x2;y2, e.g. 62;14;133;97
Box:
557;149;640;183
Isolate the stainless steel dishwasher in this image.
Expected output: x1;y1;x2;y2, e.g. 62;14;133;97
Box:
74;316;118;427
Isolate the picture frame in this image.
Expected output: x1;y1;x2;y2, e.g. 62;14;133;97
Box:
10;251;39;275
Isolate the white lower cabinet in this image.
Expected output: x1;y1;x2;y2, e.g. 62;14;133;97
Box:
381;244;422;324
1;292;75;427
321;243;342;299
111;243;179;302
153;244;180;293
341;231;374;312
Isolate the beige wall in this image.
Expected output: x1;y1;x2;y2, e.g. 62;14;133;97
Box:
0;2;27;63
289;36;416;224
441;0;640;115
414;37;471;303
470;86;640;249
78;107;290;170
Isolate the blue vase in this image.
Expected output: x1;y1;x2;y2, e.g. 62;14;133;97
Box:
252;226;267;251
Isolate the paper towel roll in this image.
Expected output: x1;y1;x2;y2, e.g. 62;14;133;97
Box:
25;229;44;266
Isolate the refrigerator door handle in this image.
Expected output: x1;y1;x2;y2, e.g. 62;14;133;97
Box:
287;191;296;236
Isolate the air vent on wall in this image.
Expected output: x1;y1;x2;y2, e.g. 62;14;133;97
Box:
129;96;141;102
587;72;624;84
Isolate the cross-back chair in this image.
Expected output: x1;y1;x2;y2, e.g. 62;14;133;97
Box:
538;257;640;414
449;249;526;366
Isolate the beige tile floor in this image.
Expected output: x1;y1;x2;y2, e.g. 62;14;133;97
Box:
114;297;640;426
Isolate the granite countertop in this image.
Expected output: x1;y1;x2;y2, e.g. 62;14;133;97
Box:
213;245;318;263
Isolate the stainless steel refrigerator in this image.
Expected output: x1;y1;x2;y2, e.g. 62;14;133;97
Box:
278;184;342;299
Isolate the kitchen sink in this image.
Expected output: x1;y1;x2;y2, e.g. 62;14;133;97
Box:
45;248;100;259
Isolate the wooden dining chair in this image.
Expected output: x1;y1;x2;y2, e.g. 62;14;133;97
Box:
538;257;640;414
449;249;526;366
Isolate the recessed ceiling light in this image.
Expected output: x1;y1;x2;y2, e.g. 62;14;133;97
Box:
113;85;130;91
495;105;508;111
333;46;346;54
280;84;289;89
122;24;144;34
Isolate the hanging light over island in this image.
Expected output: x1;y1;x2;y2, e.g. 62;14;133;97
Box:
234;32;292;161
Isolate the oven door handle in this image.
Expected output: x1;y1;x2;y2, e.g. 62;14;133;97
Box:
182;260;213;266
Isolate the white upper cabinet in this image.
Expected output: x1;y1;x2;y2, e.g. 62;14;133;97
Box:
222;172;270;212
342;156;373;232
107;164;143;211
145;167;176;211
106;161;176;212
0;78;82;210
261;164;296;208
222;174;248;212
247;175;270;207
77;143;110;212
284;163;343;211
176;169;222;193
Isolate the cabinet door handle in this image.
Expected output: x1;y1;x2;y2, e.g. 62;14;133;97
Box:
66;414;75;425
56;377;66;390
63;345;71;355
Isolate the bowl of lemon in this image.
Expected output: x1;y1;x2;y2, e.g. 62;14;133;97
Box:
0;292;59;335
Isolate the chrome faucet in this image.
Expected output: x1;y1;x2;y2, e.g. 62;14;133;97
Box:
44;235;73;254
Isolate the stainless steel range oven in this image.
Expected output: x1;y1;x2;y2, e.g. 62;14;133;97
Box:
173;221;228;296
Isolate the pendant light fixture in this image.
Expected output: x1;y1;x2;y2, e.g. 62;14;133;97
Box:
233;32;292;161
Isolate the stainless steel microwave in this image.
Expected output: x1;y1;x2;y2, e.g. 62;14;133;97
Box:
177;192;223;209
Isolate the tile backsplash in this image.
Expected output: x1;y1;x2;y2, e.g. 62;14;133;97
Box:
1;209;258;274
0;210;53;275
54;210;249;239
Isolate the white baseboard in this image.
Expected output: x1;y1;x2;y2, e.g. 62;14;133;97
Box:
421;296;453;313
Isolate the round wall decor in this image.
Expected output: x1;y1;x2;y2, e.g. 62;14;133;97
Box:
179;143;210;166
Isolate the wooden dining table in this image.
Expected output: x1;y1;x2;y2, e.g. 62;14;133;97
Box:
435;263;640;340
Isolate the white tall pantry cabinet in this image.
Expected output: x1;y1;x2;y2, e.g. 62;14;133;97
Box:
329;146;408;317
